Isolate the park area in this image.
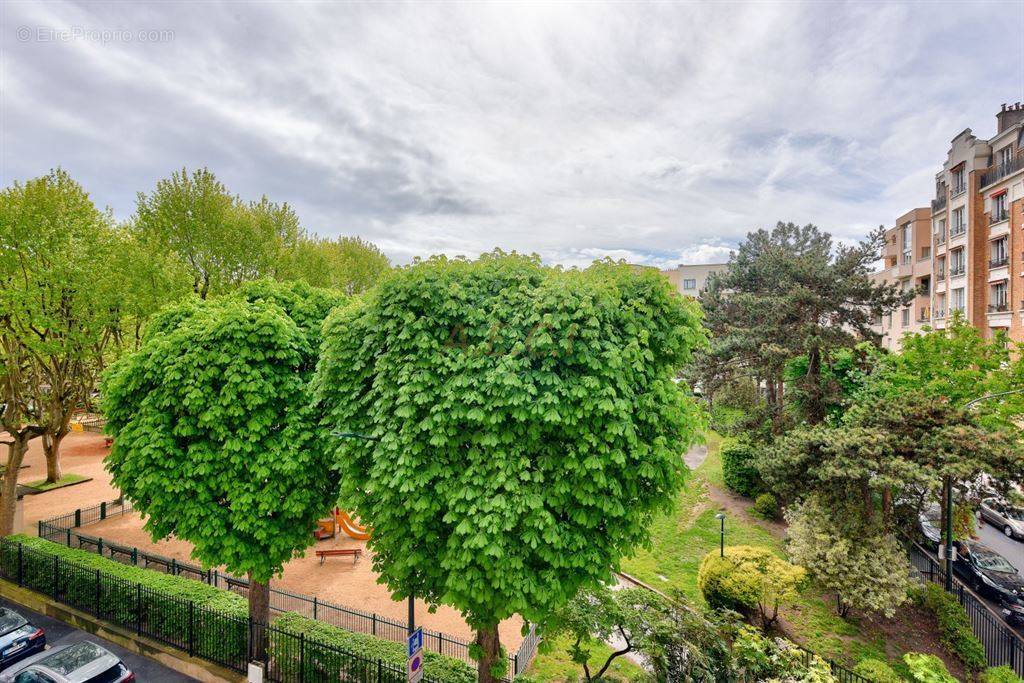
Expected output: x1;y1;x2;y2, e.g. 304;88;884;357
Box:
12;430;525;651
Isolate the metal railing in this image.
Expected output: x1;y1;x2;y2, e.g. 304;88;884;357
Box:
950;225;967;238
39;500;540;675
932;195;948;213
981;153;1024;187
991;210;1010;224
934;308;947;319
990;256;1009;268
950;266;966;277
952;183;967;198
988;302;1010;313
908;543;1024;676
0;538;445;683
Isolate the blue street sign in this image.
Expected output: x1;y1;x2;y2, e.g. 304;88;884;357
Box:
407;627;423;658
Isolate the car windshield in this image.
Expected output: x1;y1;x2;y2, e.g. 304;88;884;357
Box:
974;550;1018;574
1006;507;1024;522
39;642;106;676
0;609;27;636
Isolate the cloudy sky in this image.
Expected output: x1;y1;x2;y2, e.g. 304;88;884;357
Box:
3;1;1023;267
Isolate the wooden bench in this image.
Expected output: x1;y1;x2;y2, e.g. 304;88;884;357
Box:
316;548;362;565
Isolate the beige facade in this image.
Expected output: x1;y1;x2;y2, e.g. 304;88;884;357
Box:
871;208;933;351
873;103;1024;347
660;263;727;297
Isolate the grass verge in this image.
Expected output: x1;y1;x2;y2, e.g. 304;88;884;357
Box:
21;473;91;492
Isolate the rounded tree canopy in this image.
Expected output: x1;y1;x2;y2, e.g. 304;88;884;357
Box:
313;251;706;628
102;292;341;582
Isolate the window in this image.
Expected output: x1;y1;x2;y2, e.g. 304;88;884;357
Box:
950;248;965;276
992;192;1009;222
901;222;912;264
990;281;1008;312
919;275;930;295
682;278;696;290
936;294;947;318
997;145;1014;169
952;166;966;195
991;237;1008;267
951;207;966;236
952;287;965;313
936;255;946;278
901;308;910;327
935;218;946;244
920;245;931;260
14;671;56;683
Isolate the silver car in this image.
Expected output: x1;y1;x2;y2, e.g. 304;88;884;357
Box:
979;497;1024;540
0;641;133;683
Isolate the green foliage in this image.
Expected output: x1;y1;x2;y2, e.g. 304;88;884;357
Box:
980;666;1024;683
696;545;806;627
4;536;247;661
750;493;779;521
785;498;911;618
730;626;837;682
314;252;706;643
914;584;987;672
279;235;391;295
270;612;474;682
902;653;956;683
545;586;729;682
720;441;762;498
102;288;340;584
230;279;345;356
852;658;904;682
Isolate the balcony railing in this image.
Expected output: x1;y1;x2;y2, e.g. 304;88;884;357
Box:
990;255;1009;268
950;224;967;238
991;209;1009;224
950;266;966;277
934;308;946;319
951;183;967;198
931;195;948;212
936;268;945;279
988;302;1009;313
980;152;1024;187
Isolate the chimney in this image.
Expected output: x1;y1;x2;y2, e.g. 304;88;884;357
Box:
996;102;1024;133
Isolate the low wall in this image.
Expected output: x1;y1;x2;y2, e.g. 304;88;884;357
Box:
0;579;243;683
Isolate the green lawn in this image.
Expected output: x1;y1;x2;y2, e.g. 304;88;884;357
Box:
621;434;893;668
21;473;91;492
525;634;644;682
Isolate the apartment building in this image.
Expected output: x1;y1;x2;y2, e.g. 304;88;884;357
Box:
660;263;727;297
873;103;1024;347
871;208;933;351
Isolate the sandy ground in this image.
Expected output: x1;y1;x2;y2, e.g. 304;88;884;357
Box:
2;430;524;649
2;431;121;531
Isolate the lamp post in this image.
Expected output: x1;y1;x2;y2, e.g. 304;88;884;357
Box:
332;430;416;634
715;512;726;557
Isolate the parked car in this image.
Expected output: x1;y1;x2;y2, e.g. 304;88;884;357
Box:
0;609;45;669
918;503;942;546
953;541;1024;627
0;641;133;683
979;497;1024;540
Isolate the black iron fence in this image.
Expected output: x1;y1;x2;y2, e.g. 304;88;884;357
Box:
909;543;1024;676
38;499;540;676
0;537;439;682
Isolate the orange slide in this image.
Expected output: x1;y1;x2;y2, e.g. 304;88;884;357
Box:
334;508;371;540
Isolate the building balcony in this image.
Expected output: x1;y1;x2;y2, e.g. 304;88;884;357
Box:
988;302;1010;313
951;184;967;198
950;225;967;239
934;308;946;319
949;266;966;277
990;256;1009;269
932;195;948;213
934;232;946;245
991;210;1009;224
980;153;1024;188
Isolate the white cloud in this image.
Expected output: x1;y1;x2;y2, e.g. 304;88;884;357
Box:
3;1;1020;266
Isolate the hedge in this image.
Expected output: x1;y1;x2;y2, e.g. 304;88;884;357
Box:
852;658;903;682
720;441;762;498
980;666;1024;683
914;584;987;673
271;612;475;682
4;537;475;681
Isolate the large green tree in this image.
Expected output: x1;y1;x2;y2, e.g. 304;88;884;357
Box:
101;282;343;657
0;169;123;487
281;234;391;295
700;222;909;427
314;252;706;682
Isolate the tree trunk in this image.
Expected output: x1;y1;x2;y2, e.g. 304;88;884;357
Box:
42;429;66;484
248;576;270;663
805;344;825;424
475;624;502;683
0;436;29;536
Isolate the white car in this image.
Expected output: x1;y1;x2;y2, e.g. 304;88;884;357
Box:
979;497;1024;541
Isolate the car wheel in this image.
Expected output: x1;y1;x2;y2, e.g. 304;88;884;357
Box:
1005;525;1015;539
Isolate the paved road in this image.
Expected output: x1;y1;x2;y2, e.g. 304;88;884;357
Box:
0;597;198;681
972;518;1024;634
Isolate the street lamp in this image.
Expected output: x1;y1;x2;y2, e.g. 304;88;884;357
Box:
715;512;726;557
332;430;415;634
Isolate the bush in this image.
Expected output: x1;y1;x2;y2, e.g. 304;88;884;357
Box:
697;545;806;627
980;666;1023;683
853;658;903;682
730;625;837;682
3;536;248;662
721;441;762;498
271;612;475;682
914;584;987;672
902;653;956;683
750;493;780;521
